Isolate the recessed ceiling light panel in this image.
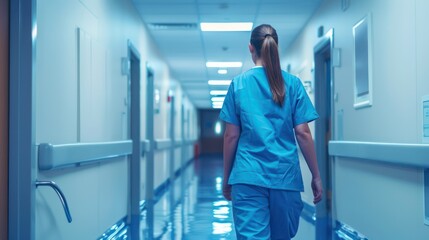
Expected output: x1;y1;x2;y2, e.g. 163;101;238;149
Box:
206;62;242;68
218;69;228;74
210;90;228;95
211;97;225;102
200;22;253;32
208;80;232;85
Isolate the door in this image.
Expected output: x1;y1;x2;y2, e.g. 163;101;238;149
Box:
1;0;9;237
314;29;334;240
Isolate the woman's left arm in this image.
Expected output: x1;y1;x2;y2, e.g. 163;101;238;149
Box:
222;123;241;200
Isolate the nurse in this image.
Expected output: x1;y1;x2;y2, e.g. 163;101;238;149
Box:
219;24;323;239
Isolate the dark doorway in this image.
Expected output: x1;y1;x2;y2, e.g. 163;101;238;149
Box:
199;109;223;155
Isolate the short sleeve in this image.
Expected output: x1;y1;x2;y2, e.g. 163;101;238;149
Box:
219;83;240;126
292;80;319;126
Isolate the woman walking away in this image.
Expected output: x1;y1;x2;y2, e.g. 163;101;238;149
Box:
219;24;323;240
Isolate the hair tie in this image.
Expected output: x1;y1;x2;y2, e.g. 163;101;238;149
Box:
264;34;272;38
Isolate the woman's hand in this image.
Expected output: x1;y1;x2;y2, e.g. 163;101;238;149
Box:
311;176;323;204
222;183;232;201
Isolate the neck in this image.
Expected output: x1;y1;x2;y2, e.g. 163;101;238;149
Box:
254;58;264;66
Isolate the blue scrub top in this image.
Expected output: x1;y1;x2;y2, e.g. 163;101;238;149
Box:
219;67;319;191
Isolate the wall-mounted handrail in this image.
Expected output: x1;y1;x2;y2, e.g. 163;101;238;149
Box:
175;138;182;147
152;138;197;151
329;141;429;168
184;139;196;145
154;139;172;150
141;139;151;153
38;140;132;171
36;180;72;223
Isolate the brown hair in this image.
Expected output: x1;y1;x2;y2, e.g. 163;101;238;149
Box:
250;24;285;106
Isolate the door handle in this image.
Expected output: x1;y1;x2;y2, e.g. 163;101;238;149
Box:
36;180;72;223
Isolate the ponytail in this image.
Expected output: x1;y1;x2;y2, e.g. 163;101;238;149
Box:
250;24;285;106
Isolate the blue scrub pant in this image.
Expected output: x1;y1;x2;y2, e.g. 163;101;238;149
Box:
231;184;303;240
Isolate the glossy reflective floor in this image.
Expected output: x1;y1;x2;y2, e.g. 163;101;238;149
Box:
141;155;237;240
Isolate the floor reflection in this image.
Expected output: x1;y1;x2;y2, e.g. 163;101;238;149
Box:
142;155;236;240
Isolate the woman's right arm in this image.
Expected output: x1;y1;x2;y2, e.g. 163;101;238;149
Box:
294;122;323;204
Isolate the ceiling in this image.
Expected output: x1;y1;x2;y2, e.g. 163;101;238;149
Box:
132;0;323;109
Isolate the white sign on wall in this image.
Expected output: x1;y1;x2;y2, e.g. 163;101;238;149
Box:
423;95;429;143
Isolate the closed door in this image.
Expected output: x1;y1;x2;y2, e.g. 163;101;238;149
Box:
0;0;9;237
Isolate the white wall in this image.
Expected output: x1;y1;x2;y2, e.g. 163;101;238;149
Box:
283;0;429;239
35;0;197;239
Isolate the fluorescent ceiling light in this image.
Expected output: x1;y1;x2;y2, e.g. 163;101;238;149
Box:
200;22;253;32
208;80;232;85
211;97;225;102
210;90;228;95
212;102;224;108
206;62;242;68
212;105;223;109
218;69;228;74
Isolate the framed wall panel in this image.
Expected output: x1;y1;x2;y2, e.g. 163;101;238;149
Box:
353;13;373;109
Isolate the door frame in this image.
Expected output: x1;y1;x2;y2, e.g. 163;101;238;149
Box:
313;28;335;240
128;40;141;240
9;0;37;239
144;65;155;240
1;0;10;237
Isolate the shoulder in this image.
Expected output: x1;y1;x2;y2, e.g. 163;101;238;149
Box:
231;68;261;90
233;68;259;81
281;70;300;83
281;70;303;90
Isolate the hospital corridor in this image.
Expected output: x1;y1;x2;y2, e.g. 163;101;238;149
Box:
2;0;429;239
